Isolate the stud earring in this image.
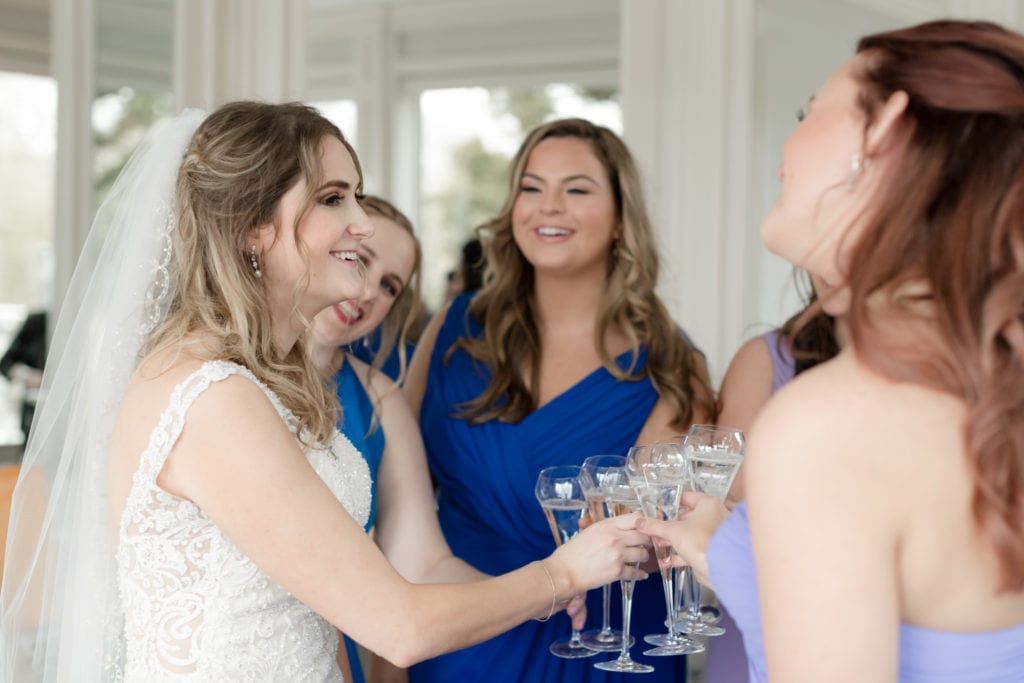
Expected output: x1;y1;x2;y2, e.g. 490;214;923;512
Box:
847;153;867;190
249;244;262;278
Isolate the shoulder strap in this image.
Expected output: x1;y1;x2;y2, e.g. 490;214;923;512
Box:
136;360;287;481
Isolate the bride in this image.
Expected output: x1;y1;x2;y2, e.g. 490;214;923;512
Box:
0;101;648;681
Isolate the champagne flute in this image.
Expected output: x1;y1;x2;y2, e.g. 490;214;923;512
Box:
579;455;633;652
632;443;705;657
674;424;744;638
593;470;654;674
534;465;598;659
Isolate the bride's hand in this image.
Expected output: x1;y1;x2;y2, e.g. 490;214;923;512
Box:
547;512;649;598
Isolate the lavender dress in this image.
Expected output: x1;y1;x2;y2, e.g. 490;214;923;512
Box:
706;334;1024;681
706;331;794;683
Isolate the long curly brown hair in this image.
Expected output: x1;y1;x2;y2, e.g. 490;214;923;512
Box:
780;272;841;376
449;118;715;429
842;21;1024;590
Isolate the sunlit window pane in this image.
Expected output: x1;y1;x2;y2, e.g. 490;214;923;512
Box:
0;71;57;447
312;99;358;145
93;87;175;207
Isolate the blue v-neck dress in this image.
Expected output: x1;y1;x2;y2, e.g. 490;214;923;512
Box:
409;294;689;683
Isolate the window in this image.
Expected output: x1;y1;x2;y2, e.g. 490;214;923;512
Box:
93;87;175;207
418;83;620;310
312;99;358;146
0;71;57;447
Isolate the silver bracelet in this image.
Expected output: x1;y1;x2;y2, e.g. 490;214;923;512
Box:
533;560;557;622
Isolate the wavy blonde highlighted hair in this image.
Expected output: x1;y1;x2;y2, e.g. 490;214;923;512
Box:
141;101;361;447
450;117;715;428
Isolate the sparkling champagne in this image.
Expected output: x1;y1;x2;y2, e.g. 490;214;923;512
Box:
587;494;609;522
688;450;743;500
605;484;640;517
541;499;586;546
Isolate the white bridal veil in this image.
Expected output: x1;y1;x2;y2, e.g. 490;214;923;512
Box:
0;109;205;681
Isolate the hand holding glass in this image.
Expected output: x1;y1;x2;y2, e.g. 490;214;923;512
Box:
633;443;705;657
674;425;744;638
579;455;634;653
535;466;598;659
592;453;653;674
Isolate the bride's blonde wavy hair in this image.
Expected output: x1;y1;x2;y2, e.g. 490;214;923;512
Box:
450;118;715;428
141;101;361;447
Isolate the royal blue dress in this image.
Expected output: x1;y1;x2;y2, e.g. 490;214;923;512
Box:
336;357;385;683
409;294;689;682
348;328;415;384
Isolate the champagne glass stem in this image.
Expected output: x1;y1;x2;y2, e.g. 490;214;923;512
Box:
600;583;612;635
618;579;636;663
570;626;584;647
659;567;680;640
687;567;702;623
673;566;685;620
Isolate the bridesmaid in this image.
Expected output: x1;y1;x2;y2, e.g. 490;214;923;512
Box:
639;20;1024;682
719;274;842;502
404;117;715;682
708;273;841;683
311;195;423;535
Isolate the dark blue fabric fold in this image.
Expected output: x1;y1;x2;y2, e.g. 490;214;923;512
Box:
410;293;688;682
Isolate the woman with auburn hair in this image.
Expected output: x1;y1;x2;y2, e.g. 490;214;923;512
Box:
0;103;650;682
639;20;1024;682
404;117;715;682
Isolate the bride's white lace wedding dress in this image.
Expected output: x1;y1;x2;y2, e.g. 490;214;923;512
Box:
116;360;371;681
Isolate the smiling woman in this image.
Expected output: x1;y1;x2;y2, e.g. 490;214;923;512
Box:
403;118;716;683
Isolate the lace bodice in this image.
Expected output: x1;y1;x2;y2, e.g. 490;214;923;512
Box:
116;361;371;681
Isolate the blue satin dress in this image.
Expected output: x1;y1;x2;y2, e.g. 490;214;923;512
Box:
336;358;385;683
348;328;415;384
409;294;689;682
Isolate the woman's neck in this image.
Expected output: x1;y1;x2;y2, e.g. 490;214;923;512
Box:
309;338;345;376
532;269;607;337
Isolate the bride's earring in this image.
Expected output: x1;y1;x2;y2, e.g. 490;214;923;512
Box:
248;244;262;278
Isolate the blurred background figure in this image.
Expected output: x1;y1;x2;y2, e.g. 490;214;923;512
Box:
0;310;46;450
444;238;485;304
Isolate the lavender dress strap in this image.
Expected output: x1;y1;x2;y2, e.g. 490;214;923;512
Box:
706;329;795;683
761;330;796;394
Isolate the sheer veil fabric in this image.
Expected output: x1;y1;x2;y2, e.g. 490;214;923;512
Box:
0;110;206;682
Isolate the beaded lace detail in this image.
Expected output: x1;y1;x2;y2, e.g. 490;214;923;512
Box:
116;360;371;681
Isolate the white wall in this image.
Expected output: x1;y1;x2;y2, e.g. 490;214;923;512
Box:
620;0;1024;379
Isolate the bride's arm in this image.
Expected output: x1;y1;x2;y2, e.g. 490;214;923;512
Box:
158;374;647;668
